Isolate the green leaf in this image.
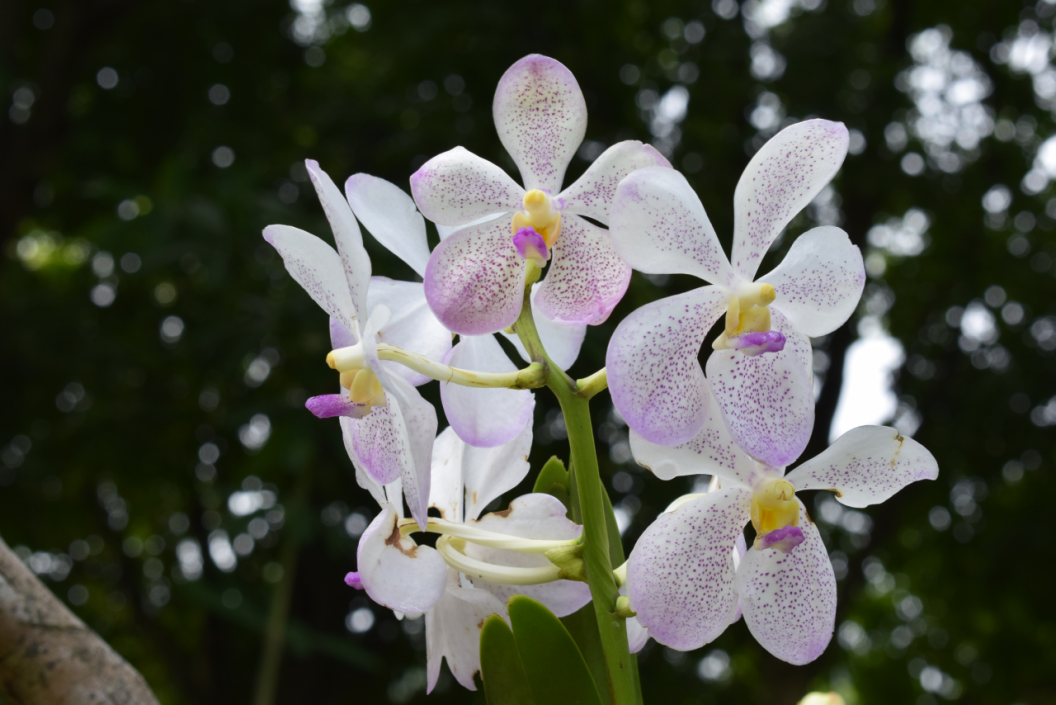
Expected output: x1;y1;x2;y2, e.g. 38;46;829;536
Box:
508;596;603;705
480;614;535;705
533;455;571;515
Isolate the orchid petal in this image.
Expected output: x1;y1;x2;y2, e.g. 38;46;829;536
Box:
429;427;465;523
343;418;403;512
558;141;671;225
436;213;506;241
621;586;652;654
305;393;370;419
306;160;372;324
628;393;762;490
735;500;836;665
462;421;533;521
355;503;447;616
762;226;866;338
330;316;357;348
263;225;356;333
466;494;590;617
385;374;439;531
345;173;431;278
426;571;509;693
626;487;752;650
359;305;390;382
440;335;535;448
706;309;814;468
423;214;526;335
609;167;735;286
731;120;849;281
535;214;632;325
785;426;939;508
410;147;524;226
493;55;587;194
607;286;730;446
502;284;586;370
368;277;452;386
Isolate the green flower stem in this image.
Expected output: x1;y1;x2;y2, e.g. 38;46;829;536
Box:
375;344;546;389
512;291;637;705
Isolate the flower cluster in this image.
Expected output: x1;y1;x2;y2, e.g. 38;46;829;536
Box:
263;53;939;694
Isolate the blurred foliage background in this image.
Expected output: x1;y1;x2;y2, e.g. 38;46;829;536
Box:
1;0;1054;702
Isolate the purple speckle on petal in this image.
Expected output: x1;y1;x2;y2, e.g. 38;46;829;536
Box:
345;571;364;589
756;525;805;553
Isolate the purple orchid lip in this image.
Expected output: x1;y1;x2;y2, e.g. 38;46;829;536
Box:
344;571;365;590
513;226;550;265
755;525;805;553
305;394;369;420
728;330;787;356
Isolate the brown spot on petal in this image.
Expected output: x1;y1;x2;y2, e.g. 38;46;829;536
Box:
829;488;843;498
492;502;514;518
384;522;417;557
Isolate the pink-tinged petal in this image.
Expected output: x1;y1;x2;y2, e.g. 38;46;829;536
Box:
440;335;535;448
756;525;806;553
423;214;526;336
535;214;631;325
355;503;448;616
368;277;452;386
609;167;735;285
607;286;730;446
346;173;431;278
626;487;752;650
330;316;357;349
305;393;370;419
410;147;524;226
785;426;939;508
761;226;866;338
343;401;407;486
385;375;439;531
429;427;465;523
462;421;533;521
493;55;587;194
735;500;836;665
306;160;372;323
426;571;509;693
628;393;762;489
706;309;814;468
502;284;586;370
558;141;671;225
731;120;850;281
263;224;356;333
467;494;590;617
343;417;404;511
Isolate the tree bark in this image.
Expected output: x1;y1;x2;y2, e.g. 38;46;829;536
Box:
0;534;160;704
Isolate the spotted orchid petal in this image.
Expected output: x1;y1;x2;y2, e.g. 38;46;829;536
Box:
440;335;535;448
305;160;372;324
609;167;735;286
502;285;586;371
735;500;837;665
305;393;370;419
466;494;590;617
263;225;356;334
423;214;526;336
607;286;730;446
785;426;939;508
384;374;439;531
462;421;533;521
426;570;509;693
345;173;431;278
429;427;465;523
493;55;587;194
731;120;849;281
558;141;671;225
535;214;632;325
706;308;814;468
410;147;525;226
346;420;404;512
626;487;752;650
628;393;765;490
351;503;448;616
368;277;452;387
762;226;866;338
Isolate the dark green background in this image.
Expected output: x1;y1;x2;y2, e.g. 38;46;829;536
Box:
1;0;1053;703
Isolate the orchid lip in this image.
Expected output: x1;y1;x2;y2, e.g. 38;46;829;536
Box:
754;525;806;553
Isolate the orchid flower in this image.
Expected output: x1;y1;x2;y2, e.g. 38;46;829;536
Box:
263;161;447;529
622;395;937;664
606;119;865;465
346;424;591;691
410;54;671;335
